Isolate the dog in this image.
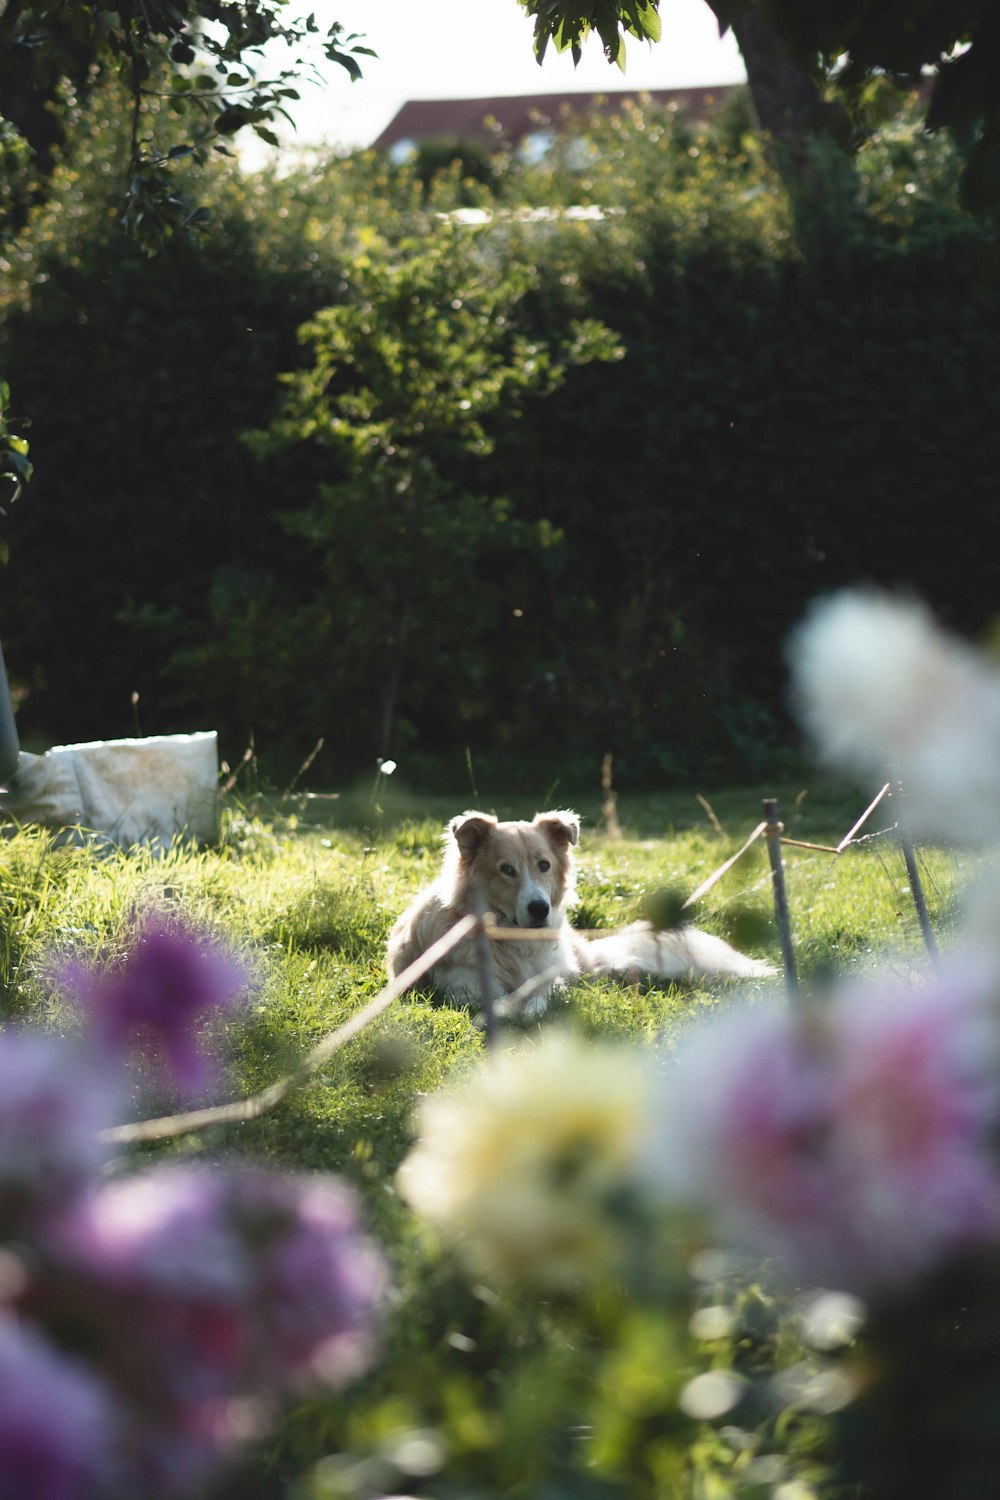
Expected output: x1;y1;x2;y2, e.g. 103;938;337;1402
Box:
386;808;775;1014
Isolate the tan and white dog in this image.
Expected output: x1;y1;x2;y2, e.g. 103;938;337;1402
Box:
386;808;774;1014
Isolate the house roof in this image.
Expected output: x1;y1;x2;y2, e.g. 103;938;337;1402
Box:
370;86;739;151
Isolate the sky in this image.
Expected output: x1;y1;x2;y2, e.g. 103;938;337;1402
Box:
239;0;746;167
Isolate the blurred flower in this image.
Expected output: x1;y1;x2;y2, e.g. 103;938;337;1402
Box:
38;1165;250;1414
232;1168;388;1388
787;588;1000;845
41;1162;386;1411
0;1029;117;1233
648;969;1000;1294
61;913;250;1100
0;1312;117;1499
397;1028;651;1288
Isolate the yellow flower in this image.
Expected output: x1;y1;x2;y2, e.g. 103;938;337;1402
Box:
396;1029;650;1289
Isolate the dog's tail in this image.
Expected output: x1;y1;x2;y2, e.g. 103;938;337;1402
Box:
585;920;776;981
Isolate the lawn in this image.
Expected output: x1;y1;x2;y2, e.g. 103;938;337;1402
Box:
0;770;978;1498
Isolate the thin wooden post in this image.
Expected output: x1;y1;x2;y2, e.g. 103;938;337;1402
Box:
764;797;799;1000
472;887;499;1048
891;783;940;968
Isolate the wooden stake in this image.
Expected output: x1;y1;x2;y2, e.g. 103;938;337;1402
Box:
891;783;940;968
764;798;799;999
473;895;499;1048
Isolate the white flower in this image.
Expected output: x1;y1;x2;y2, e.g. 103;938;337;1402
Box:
788;588;1000;844
397;1029;650;1288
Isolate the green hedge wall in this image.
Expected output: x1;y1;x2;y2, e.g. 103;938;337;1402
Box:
2;93;997;788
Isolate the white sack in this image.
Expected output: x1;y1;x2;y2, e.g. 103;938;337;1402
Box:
0;732;219;848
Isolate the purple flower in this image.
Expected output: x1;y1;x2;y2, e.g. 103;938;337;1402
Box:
61;914;250;1100
40;1161;387;1470
0;1030;116;1233
649;965;1000;1294
0;1313;116;1500
39;1166;251;1409
231;1169;389;1388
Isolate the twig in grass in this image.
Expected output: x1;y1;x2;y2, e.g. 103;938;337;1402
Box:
493;963;567;1020
835;782;891;853
682;821;767;909
695;793;726;838
218;739;255;799
601;753;622;841
280;738;325;804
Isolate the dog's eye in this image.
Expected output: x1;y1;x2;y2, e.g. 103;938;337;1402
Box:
499;861;517;878
537;859;551;872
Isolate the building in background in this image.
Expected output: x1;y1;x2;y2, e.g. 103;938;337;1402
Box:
371;85;739;161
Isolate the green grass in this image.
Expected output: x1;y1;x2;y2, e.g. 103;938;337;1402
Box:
0;772;981;1498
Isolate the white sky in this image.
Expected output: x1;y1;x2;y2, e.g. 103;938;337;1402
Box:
240;0;746;166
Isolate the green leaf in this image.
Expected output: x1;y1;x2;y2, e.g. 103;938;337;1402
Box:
639;2;661;43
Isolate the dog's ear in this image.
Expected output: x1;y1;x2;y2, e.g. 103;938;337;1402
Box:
533;809;580;849
449;811;498;862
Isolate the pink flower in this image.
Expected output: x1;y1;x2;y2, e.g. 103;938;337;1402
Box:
231;1169;388;1388
0;1030;117;1233
39;1162;387;1450
649;967;1000;1293
60;914;250;1100
0;1312;117;1500
38;1167;254;1411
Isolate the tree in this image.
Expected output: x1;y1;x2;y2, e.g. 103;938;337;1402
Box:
520;1;1000;217
237;219;622;761
3;1;996;251
0;3;373;250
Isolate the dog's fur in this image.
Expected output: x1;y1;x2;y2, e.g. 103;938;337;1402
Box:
386;809;774;1014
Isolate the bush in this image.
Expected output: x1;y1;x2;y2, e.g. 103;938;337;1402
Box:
2;87;998;788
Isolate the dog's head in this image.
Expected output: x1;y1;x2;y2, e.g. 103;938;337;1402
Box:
447;808;579;928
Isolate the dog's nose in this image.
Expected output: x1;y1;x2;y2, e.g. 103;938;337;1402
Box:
527;899;550;926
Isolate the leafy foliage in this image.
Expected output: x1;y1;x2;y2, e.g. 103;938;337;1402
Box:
236;219;621;758
519;0;662;67
1;88;998;786
0;382;31;567
0;1;374;250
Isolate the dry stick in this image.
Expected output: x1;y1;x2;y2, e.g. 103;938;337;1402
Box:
485;926;566;941
280;737;326;803
101;913;480;1146
695;792;727;839
495;963;568;1019
682;821;767;909
835;781;892;853
601;752;623;841
782;782;892;857
763;797;799;1000
779;837;841;854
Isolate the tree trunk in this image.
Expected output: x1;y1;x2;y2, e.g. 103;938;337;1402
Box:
729;9;856;234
